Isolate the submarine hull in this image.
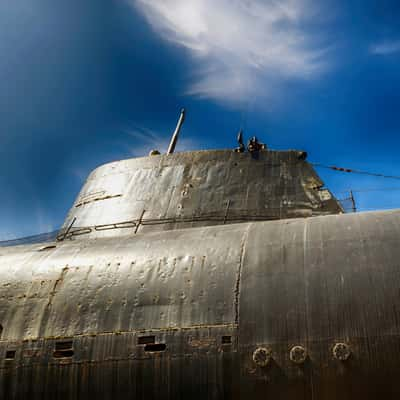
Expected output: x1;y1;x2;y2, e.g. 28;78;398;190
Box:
0;209;400;399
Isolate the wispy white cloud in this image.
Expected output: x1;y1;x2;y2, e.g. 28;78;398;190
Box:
70;167;91;183
0;232;17;241
34;205;54;235
132;0;331;103
370;40;400;56
126;126;200;157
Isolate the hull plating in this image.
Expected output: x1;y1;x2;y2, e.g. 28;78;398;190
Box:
0;210;399;399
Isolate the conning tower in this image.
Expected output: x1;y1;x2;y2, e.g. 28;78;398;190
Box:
59;148;342;240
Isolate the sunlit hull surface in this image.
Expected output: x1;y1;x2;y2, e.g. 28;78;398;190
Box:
0;210;399;399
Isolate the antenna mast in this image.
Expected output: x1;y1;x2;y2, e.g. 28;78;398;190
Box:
350;190;357;213
167;108;186;155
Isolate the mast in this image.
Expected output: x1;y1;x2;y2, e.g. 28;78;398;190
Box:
167;108;186;154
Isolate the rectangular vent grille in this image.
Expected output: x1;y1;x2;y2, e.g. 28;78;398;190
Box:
5;350;16;360
138;336;155;345
144;343;166;352
221;336;232;344
53;340;74;358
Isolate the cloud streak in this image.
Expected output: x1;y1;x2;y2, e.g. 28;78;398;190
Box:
133;0;330;103
370;40;400;56
126;126;200;157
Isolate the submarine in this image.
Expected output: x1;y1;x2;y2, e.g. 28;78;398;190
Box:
0;109;400;399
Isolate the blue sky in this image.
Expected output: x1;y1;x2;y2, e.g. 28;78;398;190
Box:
1;0;400;239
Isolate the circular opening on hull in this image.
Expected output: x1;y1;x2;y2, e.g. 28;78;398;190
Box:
332;342;351;361
253;347;272;367
290;345;307;364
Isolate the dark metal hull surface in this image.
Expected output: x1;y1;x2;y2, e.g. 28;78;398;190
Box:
0;209;399;399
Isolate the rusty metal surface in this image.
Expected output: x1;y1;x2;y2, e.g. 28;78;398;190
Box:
59;150;342;239
1;209;400;398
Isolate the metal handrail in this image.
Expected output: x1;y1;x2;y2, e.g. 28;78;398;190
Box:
55;209;316;241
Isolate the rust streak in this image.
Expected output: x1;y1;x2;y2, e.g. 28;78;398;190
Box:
47;267;69;307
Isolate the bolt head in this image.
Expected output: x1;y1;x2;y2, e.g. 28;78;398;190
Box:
290;345;307;364
333;343;351;361
253;347;272;367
